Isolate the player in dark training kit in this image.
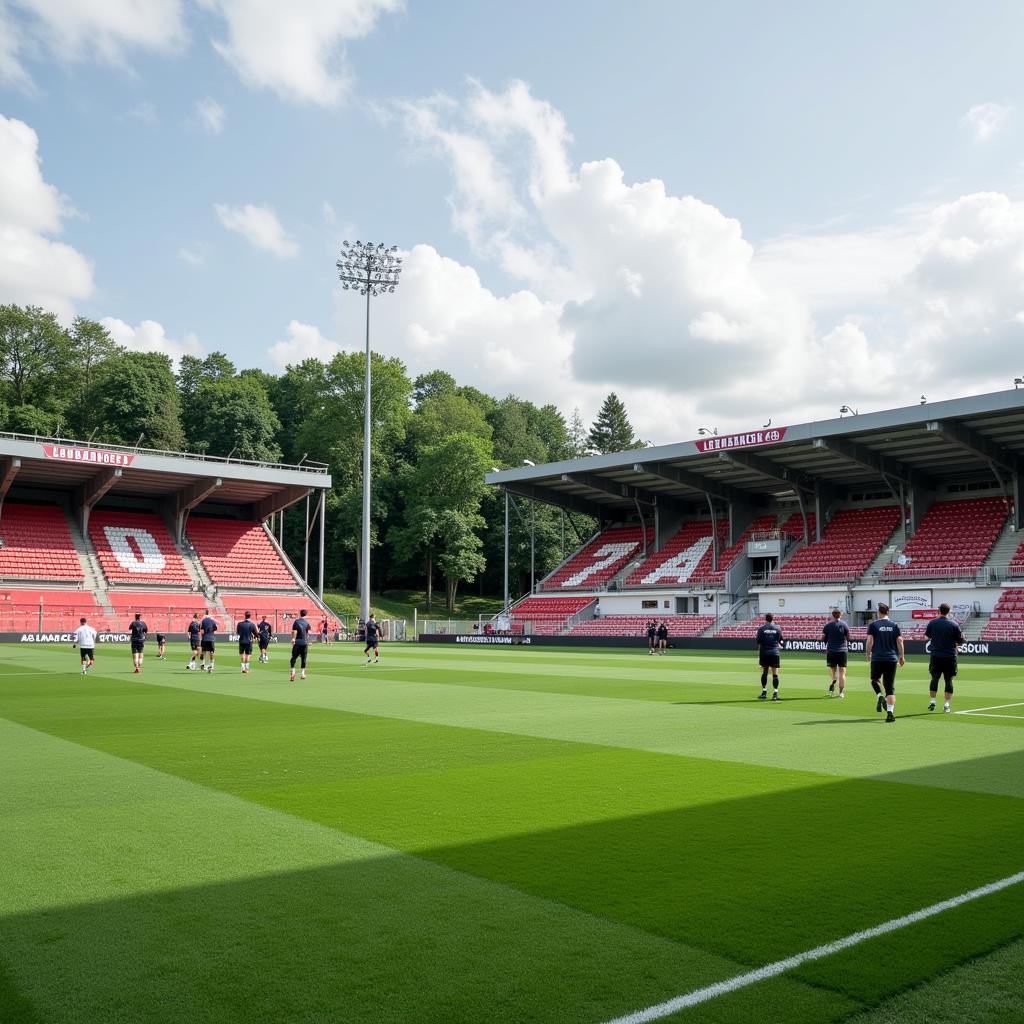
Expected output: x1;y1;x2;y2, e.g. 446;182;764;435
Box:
236;611;258;674
364;614;381;665
755;612;783;701
187;612;201;670
129;612;148;674
257;616;272;663
199;611;218;673
156;632;166;660
646;620;657;655
822;608;851;698
290;609;310;681
866;602;905;722
925;603;965;713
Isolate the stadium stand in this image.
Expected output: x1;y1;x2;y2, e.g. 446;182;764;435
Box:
89;510;192;585
780;511;816;541
106;592;206;634
716;614;868;640
541;525;653;590
772;506;900;583
0;503;83;581
624;521;726;587
505;595;594;635
982;589;1024;641
187;517;298;588
704;514;779;586
1007;539;1024;578
569;614;715;638
882;497;1008;579
0;589;99;631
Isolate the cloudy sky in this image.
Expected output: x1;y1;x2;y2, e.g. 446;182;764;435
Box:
2;0;1023;443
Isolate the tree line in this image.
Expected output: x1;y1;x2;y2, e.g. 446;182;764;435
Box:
0;304;644;608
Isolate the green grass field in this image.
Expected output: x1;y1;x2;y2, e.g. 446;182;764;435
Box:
1;641;1023;1024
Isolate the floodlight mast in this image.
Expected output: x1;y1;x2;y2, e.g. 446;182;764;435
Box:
336;241;403;624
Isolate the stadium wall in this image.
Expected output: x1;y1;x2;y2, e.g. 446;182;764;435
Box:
417;634;1023;657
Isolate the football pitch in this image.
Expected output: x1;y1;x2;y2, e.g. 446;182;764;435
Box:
2;642;1023;1024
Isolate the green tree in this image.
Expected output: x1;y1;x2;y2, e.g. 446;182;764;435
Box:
587;392;640;454
568;406;587;457
94;351;184;450
412;369;457;406
0;303;68;412
395;431;493;610
67;316;119;435
190;375;282;461
407;391;492;451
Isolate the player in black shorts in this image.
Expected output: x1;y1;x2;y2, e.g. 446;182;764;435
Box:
128;612;148;674
156;632;166;660
755;612;783;701
822;608;851;698
187;612;201;671
866;602;905;722
657;621;669;654
199;611;218;673
236;611;258;674
290;609;310;681
925;603;964;713
364;613;381;665
646;620;657;655
257;616;272;663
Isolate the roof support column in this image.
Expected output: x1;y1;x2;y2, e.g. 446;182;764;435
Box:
174;476;222;545
706;495;719;572
0;456;21;524
1013;472;1023;531
76;467;121;536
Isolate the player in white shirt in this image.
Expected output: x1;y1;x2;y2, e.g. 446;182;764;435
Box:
73;616;97;675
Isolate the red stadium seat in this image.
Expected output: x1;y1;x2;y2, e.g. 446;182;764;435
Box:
0;503;83;582
773;507;900;584
0;589;98;632
882;498;1008;580
187;517;298;589
568;614;715;638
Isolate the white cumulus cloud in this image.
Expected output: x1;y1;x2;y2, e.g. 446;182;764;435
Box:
267;320;343;369
214;201;299;258
965;102;1012;141
1;0;185;86
201;0;401;106
389;80;1024;440
101;316;203;366
195;97;225;134
0;114;93;319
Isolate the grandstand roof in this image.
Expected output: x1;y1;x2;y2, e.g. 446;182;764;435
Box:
486;389;1024;516
0;431;330;516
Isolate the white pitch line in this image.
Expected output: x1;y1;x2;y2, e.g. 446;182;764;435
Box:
955;701;1024;715
600;870;1024;1024
954;712;1024;720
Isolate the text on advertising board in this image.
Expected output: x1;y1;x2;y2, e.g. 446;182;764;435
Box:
42;444;135;467
694;427;787;453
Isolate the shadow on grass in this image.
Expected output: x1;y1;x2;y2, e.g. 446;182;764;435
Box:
671;695;829;706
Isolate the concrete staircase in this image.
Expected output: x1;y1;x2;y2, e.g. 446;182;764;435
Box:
63;508;115;620
860;523;904;582
175;533;226;617
984;521;1020;572
963;612;990;641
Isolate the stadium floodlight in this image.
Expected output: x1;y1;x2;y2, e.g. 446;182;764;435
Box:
1015;378;1024;389
697;426;718;436
337;240;403;624
839;405;859;417
920;395;927;404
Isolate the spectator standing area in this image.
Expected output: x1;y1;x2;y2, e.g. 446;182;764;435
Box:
0;434;332;639
477;389;1024;654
